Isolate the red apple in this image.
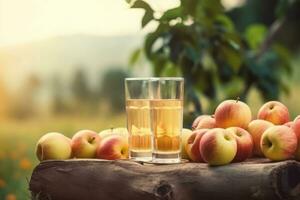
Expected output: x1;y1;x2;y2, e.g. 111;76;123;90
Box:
257;101;290;125
291;116;300;160
71;130;101;158
247;119;274;156
200;128;237;166
214;99;252;129
261;125;297;161
284;121;293;128
192;115;216;130
226;127;253;162
96;135;128;160
185;129;209;162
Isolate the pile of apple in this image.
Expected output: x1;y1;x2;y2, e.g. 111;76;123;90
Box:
183;100;300;165
35;128;129;161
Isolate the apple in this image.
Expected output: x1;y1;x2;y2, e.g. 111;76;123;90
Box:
284;121;293;128
181;128;193;159
185;129;209;162
247;119;274;156
226;127;253;162
71;130;101;158
257;101;290;125
99;127;128;139
36;132;72;161
291;116;300;160
96;135;128;160
192;115;216;130
214;99;252;129
199;128;237;166
261;125;297;161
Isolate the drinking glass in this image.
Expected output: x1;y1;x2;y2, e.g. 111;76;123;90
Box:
125;78;152;161
150;77;184;163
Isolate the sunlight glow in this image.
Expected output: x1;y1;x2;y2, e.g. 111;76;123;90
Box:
0;0;179;47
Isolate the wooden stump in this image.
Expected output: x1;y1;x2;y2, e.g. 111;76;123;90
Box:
29;159;300;200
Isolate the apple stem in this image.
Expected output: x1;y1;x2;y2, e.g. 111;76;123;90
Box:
236;97;240;103
89;137;95;143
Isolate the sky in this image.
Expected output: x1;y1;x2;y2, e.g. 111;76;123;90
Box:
0;0;179;47
0;0;244;47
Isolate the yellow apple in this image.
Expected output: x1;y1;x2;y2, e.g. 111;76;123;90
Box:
36;132;72;161
181;128;193;159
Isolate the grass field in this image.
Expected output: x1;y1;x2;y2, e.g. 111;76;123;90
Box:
0;115;125;200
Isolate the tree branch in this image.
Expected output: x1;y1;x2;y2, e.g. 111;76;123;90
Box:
256;17;286;59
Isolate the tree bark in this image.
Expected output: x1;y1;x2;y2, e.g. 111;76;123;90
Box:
29;159;300;200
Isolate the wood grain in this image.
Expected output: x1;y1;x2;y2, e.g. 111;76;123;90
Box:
29;159;300;200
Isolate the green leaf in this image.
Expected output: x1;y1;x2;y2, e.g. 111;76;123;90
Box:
272;43;292;74
275;0;289;18
142;11;154;28
196;0;223;20
215;15;234;32
129;48;142;67
144;23;167;59
219;45;242;72
131;0;154;28
201;52;217;71
131;0;153;10
181;0;198;17
161;62;181;76
222;77;245;99
245;24;267;50
152;55;168;76
160;7;182;22
184;45;200;64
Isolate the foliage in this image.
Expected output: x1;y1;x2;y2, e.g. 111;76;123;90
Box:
127;0;297;124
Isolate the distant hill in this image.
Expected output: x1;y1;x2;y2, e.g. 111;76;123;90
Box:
0;34;144;93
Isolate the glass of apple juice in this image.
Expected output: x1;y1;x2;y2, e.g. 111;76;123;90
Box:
125;78;152;161
150;77;184;164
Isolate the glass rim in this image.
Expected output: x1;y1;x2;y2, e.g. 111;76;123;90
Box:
125;77;151;81
125;77;184;81
150;77;184;81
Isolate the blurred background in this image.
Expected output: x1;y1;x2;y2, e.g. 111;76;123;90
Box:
0;0;299;199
